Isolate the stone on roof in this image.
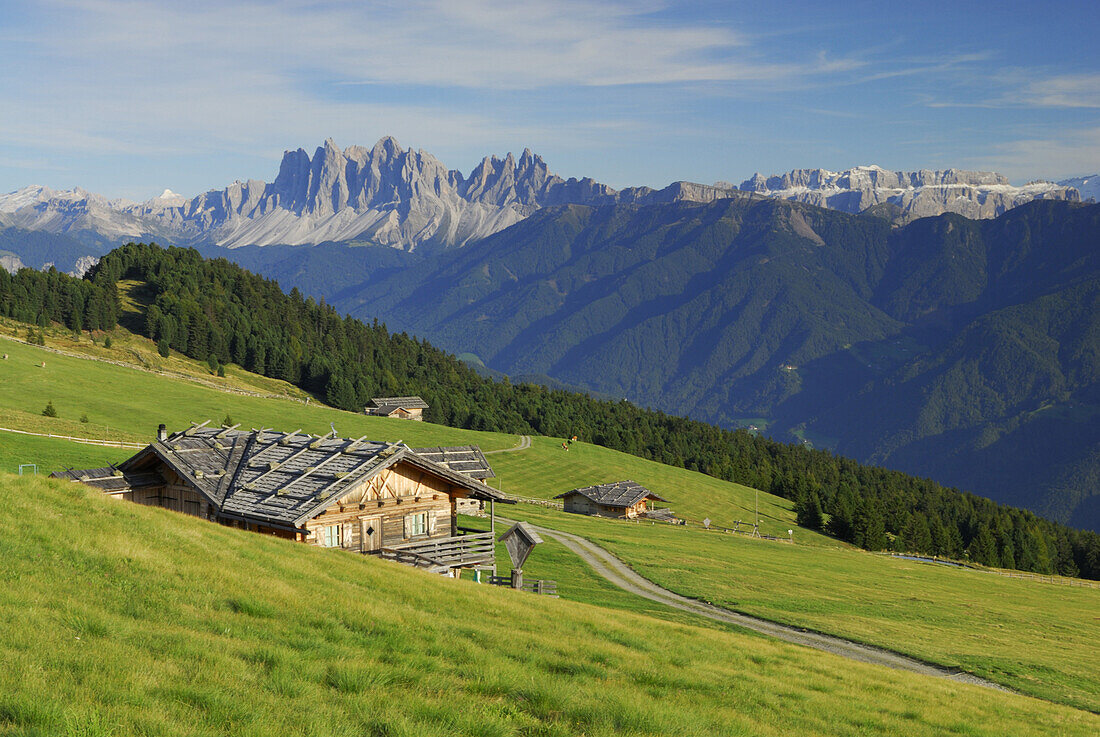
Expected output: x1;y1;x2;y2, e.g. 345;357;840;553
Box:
411;446;495;479
50;466;163;493
553;480;666;509
369;396;428;409
116;425;506;530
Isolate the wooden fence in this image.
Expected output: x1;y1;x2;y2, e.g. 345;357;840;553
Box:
488;575;558;596
380;531;496;573
0;426;145;449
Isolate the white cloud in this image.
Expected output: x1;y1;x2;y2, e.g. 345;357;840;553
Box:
973;126;1100;181
1019;74;1100;109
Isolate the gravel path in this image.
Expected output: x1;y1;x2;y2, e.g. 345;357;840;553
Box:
484;435;531;454
521;520;1009;692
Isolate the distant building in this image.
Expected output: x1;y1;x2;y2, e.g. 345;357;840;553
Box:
555;480;667;519
365;396;428;420
52;422;509;575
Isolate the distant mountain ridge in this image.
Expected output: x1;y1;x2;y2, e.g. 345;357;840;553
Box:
738;165;1078;221
326;197;1100;531
0;139;1082;252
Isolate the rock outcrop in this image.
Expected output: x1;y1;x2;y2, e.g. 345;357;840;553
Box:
0;143;1083;251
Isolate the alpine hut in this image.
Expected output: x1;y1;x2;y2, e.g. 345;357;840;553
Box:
555;480;666;519
52;422;511;575
365;396;428;420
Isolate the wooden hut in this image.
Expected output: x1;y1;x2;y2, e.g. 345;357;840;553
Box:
53;422;510;575
554;480;666;519
365;396;428;420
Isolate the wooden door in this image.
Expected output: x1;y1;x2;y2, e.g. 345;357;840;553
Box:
360;517;382;552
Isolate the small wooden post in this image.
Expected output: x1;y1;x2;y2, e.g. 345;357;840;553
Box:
510;568;523;590
490;498;496;534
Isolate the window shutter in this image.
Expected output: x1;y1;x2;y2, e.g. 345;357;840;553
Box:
427;512;437;535
403;514;411;538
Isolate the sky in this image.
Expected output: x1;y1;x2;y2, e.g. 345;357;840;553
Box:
1;0;1098;200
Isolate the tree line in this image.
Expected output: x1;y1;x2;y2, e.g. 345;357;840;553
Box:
3;243;1098;579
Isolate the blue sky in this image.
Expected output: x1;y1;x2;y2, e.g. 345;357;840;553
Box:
1;0;1098;199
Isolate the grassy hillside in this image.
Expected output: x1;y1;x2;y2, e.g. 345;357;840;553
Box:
2;472;1097;736
505;505;1100;712
3;324;1099;714
0;324;517;452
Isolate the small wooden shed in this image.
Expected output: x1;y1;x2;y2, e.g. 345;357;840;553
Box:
53;423;511;575
365;396;428;420
555;480;667;519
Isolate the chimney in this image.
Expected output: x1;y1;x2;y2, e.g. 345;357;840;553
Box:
157;424;167;442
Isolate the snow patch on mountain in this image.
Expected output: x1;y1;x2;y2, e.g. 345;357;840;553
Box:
739;167;1079;220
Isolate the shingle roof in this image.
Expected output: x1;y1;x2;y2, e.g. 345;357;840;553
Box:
114;424;506;530
369;396;428;410
554;480;666;508
411;446;495;480
50;466;163;493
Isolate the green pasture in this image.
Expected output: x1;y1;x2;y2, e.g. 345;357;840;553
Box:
506;504;1100;712
487;435;818;542
0;334;518;450
1;473;1095;737
3;320;1100;716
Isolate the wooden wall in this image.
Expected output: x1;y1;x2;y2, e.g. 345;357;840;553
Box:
301;461;457;551
121;467;215;521
563;494;647;519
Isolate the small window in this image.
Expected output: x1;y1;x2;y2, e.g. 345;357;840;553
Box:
405;512;428;538
320;524;340;548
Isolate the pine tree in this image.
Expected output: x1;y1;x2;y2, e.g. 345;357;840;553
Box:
795;490;825;530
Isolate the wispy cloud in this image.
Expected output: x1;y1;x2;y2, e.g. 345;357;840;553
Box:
926;72;1100;110
972;126;1100;181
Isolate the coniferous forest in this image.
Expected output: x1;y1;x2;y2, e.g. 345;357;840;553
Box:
3;241;1099;579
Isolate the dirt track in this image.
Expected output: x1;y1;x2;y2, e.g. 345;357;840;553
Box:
484;435;531;454
520;521;1009;691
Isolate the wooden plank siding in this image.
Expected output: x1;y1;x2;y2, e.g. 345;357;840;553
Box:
562;495;648;519
302;461;458;551
119;467;217;521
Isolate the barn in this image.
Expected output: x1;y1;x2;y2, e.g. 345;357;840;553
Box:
52;422;510;575
555;480;666;519
365;396;429;420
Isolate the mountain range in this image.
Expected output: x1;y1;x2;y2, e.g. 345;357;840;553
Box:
1;139;1097;531
0;138;1084;258
321;196;1100;532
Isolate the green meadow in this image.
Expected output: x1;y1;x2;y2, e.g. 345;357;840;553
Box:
0;329;516;451
2;323;1099;719
503;504;1100;712
1;473;1096;737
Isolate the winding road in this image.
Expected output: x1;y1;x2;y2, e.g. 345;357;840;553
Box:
514;519;1009;692
485;435;531;454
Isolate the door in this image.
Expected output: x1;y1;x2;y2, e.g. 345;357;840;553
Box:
360;517;382;552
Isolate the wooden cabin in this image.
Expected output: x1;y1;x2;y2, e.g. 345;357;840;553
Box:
53;423;510;575
365;396;428;420
555;480;667;519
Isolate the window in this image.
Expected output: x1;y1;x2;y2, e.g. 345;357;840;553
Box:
320;524;340;548
405;512;428;538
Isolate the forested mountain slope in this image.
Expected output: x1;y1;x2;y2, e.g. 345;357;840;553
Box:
331;198;1100;529
3;241;1099;578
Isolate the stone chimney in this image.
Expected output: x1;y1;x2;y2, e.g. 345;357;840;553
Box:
157;424;167;442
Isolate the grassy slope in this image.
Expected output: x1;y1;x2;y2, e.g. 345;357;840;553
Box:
2;321;1098;712
2;473;1097;737
505;505;1100;712
0;326;517;452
